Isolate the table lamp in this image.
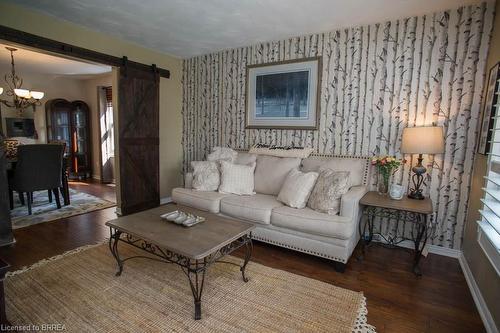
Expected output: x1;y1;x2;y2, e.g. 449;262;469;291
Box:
401;126;445;200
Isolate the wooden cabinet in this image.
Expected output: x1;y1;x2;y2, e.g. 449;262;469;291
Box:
46;99;91;179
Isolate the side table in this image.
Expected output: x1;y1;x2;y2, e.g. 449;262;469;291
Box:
358;191;434;276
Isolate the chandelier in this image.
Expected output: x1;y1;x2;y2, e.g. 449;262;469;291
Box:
0;47;44;113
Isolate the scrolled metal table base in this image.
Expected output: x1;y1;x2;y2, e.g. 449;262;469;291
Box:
358;206;433;276
108;227;253;320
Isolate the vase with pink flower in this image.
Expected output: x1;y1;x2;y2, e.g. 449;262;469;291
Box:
371;156;404;195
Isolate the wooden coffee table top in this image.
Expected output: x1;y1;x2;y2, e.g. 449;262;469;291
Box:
105;204;255;260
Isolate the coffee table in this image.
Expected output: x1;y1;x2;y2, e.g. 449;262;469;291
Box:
105;204;255;320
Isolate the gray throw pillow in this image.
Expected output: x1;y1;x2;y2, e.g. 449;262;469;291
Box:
308;169;351;215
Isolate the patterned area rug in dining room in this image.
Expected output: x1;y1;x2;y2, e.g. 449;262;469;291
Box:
10;189;115;229
5;243;376;333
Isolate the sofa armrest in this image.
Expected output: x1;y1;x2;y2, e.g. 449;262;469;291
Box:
184;172;193;189
340;185;368;221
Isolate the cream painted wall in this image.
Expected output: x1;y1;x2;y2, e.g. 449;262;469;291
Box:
0;1;183;198
464;0;500;329
0;64;88;142
82;73;113;180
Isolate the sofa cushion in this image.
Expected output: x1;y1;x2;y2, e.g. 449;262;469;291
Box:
271;206;354;240
301;157;368;186
172;188;229;213
220;194;283;225
235;152;257;165
254;155;301;195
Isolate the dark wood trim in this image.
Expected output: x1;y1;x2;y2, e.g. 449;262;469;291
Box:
0;25;170;78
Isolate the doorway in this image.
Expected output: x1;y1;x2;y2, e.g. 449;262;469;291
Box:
0;24;169;220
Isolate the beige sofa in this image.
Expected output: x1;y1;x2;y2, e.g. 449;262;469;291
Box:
172;152;370;271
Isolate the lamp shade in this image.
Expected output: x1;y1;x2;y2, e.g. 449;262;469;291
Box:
31;91;44;100
14;88;30;98
401;126;445;154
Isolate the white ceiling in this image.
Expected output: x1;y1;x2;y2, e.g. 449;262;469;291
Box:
0;43;112;75
9;0;484;58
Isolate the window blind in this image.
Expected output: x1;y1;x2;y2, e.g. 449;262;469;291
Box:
479;78;500;275
104;86;112;106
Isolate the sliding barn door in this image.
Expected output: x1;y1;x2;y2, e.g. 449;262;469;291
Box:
117;65;160;215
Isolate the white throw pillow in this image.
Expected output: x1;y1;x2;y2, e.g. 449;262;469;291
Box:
207;146;237;163
191;161;220;191
277;169;319;209
219;161;256;195
308;169;351;215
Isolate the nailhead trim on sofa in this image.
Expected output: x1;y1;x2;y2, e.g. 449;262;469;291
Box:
252;234;347;263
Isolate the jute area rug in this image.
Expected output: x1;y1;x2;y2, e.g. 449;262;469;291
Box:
5;243;375;333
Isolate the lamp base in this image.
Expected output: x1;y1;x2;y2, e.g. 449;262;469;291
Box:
408;154;426;200
408;191;425;200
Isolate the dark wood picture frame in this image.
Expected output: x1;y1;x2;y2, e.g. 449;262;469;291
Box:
245;56;322;130
478;62;500;155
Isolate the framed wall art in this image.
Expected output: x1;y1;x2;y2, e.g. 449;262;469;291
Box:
478;62;500;155
245;57;321;129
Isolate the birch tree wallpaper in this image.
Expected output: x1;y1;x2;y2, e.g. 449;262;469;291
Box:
182;2;494;250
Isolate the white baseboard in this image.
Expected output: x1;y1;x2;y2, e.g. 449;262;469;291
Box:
459;253;499;333
160;196;172;205
371;237;461;258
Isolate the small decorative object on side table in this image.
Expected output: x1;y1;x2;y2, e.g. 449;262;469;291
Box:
401;126;444;200
370;156;404;195
358;191;434;276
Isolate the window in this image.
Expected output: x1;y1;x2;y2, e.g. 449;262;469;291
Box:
101;86;114;158
479;79;500;276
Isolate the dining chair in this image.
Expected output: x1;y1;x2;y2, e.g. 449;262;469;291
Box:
8;144;64;215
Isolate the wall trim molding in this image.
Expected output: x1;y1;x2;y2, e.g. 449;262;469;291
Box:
372;237;461;258
459;253;499;333
160;196;172;205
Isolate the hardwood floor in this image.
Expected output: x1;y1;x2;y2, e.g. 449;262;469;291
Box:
0;181;485;333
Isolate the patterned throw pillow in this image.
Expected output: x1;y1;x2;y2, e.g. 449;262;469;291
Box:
308;169;351;215
191;161;220;191
218;161;256;195
277;169;319;209
4;139;20;159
